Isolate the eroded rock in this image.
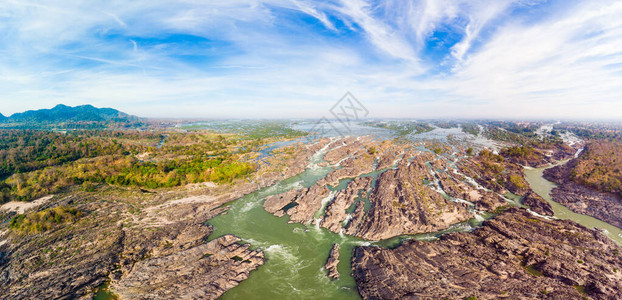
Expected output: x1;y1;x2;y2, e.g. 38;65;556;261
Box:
324;244;340;280
352;208;622;299
351;157;472;240
113;234;264;300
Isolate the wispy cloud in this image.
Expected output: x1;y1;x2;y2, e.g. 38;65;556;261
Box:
0;0;621;119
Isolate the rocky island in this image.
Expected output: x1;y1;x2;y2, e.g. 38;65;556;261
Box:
352;208;622;299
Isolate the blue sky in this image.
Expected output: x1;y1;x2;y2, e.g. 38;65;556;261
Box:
1;0;622;119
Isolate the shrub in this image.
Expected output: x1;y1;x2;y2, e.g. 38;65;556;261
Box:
9;205;82;234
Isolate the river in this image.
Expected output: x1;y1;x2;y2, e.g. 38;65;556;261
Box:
204;138;622;300
207;147;364;299
524;160;622;245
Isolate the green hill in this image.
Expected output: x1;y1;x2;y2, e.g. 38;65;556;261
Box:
5;104;138;123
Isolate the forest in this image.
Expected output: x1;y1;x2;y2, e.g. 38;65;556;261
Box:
571;141;622;196
0;128;276;203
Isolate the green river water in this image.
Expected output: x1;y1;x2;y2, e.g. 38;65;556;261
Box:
524;161;622;245
205;145;493;299
202;147;622;299
207;150;364;299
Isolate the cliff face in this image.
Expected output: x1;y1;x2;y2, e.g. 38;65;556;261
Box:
352;208;622;299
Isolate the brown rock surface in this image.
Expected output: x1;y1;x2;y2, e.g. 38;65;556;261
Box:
521;191;554;216
322;137;369;165
321;177;372;233
264;141;474;240
545;158;622;229
286;184;331;224
324;244;340;280
318;152;375;187
352;208;622;299
264;188;298;216
352;157;472;240
436;168;506;212
114;234;264;300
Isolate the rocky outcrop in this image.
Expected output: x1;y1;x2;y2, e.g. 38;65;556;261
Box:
264;188;298;217
352;208;622;299
264;184;330;224
458;150;555;215
545;159;622;229
265;143;473;240
375;143;405;170
255;138;333;188
521;191;554;216
0;197;125;299
322;137;369;165
436;169;506;212
113;234;264;300
503;144;577;168
286;184;330;224
350;157;472;240
0;158;275;300
321;177;372;233
317;152;375;187
324;244;340;280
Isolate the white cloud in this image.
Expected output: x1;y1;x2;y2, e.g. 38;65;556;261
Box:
434;0;622;118
1;0;622;120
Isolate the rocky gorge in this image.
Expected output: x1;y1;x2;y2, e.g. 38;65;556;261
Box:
352;208;622;299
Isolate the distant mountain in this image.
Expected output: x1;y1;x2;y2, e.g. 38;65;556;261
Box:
0;113;6;121
4;104;139;124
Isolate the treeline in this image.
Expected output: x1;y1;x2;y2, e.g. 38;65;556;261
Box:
1;155;255;203
0;130;260;203
461;123;480;136
501;146;536;159
552;121;622;141
484;125;564;148
363;122;434;136
571;141;622;196
105;157;254;188
0;130;156;179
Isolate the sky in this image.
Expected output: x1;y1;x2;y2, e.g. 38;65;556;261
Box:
1;0;622;119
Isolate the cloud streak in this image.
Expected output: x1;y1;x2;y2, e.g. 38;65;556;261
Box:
1;0;621;119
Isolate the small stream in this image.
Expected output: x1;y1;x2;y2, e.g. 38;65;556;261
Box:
524;161;622;245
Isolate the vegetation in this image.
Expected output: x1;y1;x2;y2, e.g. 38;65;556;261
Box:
554;121;622;140
571;141;622;195
363;121;434;136
0;123;300;203
0;104;144;130
482;121;565;148
461;123;480;136
509;174;527;189
183;121;308;140
522;264;544;277
0;130;152;179
9;205;82;234
501;146;535;159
